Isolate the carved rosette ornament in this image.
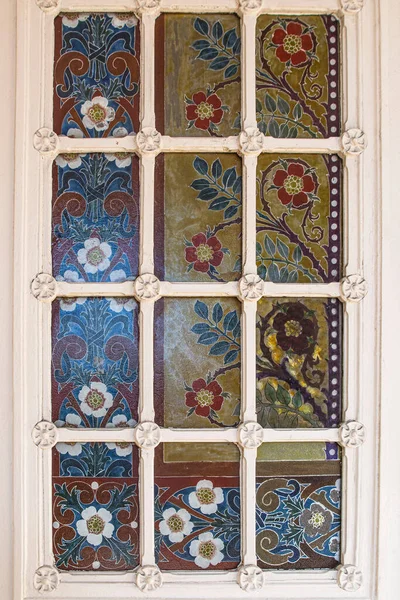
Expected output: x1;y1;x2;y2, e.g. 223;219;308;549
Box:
340;274;367;302
32;421;59;449
136;566;162;592
31;273;57;302
135;422;161;448
33;128;59;155
36;0;60;13
134;274;160;300
33;566;59;593
239;128;264;154
341;0;364;14
239;422;264;449
136;128;162;153
337;564;362;592
136;0;161;15
239;274;264;300
339;420;365;448
238;0;262;13
341;128;367;155
238;565;264;592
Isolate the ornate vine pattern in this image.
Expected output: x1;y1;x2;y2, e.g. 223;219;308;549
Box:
54;13;140;136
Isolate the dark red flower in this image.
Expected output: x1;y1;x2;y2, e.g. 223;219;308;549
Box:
185;378;224;417
272;22;313;67
273;302;317;355
273;162;315;208
185;91;224;131
185;233;224;273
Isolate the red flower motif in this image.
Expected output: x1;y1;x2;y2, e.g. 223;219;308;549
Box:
272;22;313;67
185;378;224;417
185;233;224;273
273;163;315;208
185;91;224;131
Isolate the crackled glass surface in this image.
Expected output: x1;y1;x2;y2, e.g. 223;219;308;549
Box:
155;443;240;570
54;13;140;137
155;14;241;136
256;15;340;138
154;154;242;282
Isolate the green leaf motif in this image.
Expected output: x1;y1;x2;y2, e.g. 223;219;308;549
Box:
264;93;277;112
277;95;290;115
194;300;209;320
194;156;209;175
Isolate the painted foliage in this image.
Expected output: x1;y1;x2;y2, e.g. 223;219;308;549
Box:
257;297;342;428
256;15;340;138
155;444;240;570
54;13;140;137
155;153;242;282
155;14;241;136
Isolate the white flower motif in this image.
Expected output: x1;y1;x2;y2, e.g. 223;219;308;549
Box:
32;421;58;449
189;480;223;515
239;0;262;12
33;565;59;592
339;420;366;448
340;274;367;302
76;506;114;546
56;152;86;169
81;96;115;132
31;273;57;302
341;128;367;155
33;128;59;154
108;270;136;313
239;421;264;448
56;270;86;312
337;564;362;592
159;508;193;543
136;127;162;153
66;127;84;138
55;413;83;456
108;13;138;28
79;382;113;418
329;535;340;561
239;274;264;300
62;14;88;28
135;422;161;448
134;273;160;299
136;566;162;592
239;128;264;154
189;532;224;569
105;414;136;456
238;565;264;591
105;129;132;167
77;238;112;274
341;0;364;14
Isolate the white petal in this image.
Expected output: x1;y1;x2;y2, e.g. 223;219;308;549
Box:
116;157;131;168
97;258;111;272
81;506;97;520
112;414;127;426
195;555;210;569
60;300;76;312
102;523;114;538
113;127;128;137
123;301;135;312
63;269;81;282
80;402;92;416
197;479;213;490
105;153;116;162
169;532;184;543
201;503;217;515
188;491;200;509
177;509;191;523
92;407;107;418
189;540;200;557
85;238;100;250
95;96;108;108
162;507;176;519
210;550;224;566
69;157;82;169
87;533;103;546
55;442;69;455
99;242;112;258
214;538;224;551
66;443;83;457
77;248;87;265
106;107;116;120
214;488;224;504
109;269;126;282
54;420;65;427
76;297;86;305
159;521;171;536
76;519;88;537
198;532;213;542
182;522;194;535
78;386;90;402
84;262;98;274
66;413;82;426
94;121;108;132
103;394;114;409
127;419;136;427
67;128;84;138
55;156;68;168
109;299;123;313
98;508;112;523
114;445;132;457
81;101;92;115
91;382;107;393
106;442;116;450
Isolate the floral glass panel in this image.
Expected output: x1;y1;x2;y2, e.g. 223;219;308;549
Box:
256;15;340;138
154;154;242;282
52;153;139;282
256;154;341;283
257;297;342;428
256;443;341;569
155;443;240;570
54;13;140;137
155;14;241;136
52;297;139;428
155;298;241;428
52;445;139;570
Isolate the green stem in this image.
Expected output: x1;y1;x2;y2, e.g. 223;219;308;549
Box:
204;172;241;205
206;318;240;348
205;34;240;63
257;254;318;283
259;111;317;138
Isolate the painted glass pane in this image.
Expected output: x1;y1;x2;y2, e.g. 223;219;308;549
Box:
155;298;241;428
257;297;342;428
52;446;139;570
154;154;242;282
54;13;140;137
155;443;240;570
155;14;241;136
256;154;341;283
256;15;340;138
256;443;341;569
52;153;140;282
52;297;139;427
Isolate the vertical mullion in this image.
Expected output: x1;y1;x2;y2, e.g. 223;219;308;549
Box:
140;13;156;129
242;155;258;275
139;154;156;275
241;301;257;422
241;447;257;565
139;301;155;422
140;447;156;565
241;12;257;130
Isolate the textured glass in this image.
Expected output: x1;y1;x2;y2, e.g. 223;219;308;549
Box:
155;14;241;136
257;154;341;283
256;443;341;569
155;443;240;570
257;297;342;428
154;154;242;282
54;13;140;137
256;15;340;138
155;298;241;428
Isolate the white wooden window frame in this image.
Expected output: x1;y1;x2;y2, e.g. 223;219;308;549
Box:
14;0;379;598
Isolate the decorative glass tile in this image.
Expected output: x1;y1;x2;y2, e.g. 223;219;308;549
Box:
256;15;340;138
52;153;140;282
54;13;140;137
52;297;139;427
155;14;241;136
52;447;139;570
154;154;242;282
155;443;240;570
257;154;342;283
256;443;341;569
257;297;342;428
155;298;241;428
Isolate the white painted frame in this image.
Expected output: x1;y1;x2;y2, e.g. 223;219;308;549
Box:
14;0;379;598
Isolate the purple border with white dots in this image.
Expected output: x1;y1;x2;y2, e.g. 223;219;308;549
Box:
327;154;343;282
325;15;341;137
326;298;343;427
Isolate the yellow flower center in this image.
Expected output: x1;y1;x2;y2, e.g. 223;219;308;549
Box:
195;244;214;263
198;540;216;559
88;104;107;123
195;102;214;120
86;390;105;410
115;13;131;20
196;487;216;505
167;515;184;533
283;175;303;195
61;153;77;161
283;34;302;55
115;152;130;159
195;389;214;407
62;297;77;305
65;13;79;21
87;246;105;266
284;320;303;337
309;511;325;529
87;515;105;535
